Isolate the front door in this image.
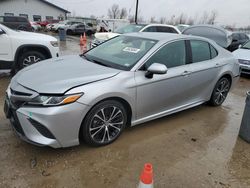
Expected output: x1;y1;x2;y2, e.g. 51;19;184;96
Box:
135;40;194;121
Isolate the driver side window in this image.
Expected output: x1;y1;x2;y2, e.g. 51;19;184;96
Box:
144;40;186;69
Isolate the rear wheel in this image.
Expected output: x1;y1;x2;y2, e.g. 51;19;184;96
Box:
17;51;46;71
82;100;127;146
209;77;231;106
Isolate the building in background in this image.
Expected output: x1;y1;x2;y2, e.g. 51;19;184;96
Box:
0;0;70;21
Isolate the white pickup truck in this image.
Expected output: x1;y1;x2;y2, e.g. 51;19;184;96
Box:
0;23;59;73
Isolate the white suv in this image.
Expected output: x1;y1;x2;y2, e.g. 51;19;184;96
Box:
0;23;59;73
92;23;181;47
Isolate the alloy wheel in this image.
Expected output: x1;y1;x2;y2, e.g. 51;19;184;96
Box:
22;56;41;67
89;106;124;144
214;78;230;105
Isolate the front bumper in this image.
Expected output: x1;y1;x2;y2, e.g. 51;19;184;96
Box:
4;93;91;148
239;64;250;75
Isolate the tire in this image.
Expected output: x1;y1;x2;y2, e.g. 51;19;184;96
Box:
209;77;231;106
82;100;127;146
18;26;27;31
86;30;92;36
17;51;46;71
66;30;73;35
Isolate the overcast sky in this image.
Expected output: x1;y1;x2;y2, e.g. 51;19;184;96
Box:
49;0;250;27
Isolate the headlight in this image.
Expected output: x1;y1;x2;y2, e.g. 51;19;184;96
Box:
50;41;59;47
28;93;83;106
238;59;250;65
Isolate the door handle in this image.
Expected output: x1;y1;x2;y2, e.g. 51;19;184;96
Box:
182;71;192;76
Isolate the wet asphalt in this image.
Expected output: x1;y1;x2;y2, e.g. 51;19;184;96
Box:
1;35;250;188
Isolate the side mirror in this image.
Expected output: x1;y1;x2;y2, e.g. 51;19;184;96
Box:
238;44;242;49
0;28;5;35
145;63;168;78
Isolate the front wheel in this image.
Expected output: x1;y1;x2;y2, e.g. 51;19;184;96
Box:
82;100;127;146
17;51;46;71
209;77;231;106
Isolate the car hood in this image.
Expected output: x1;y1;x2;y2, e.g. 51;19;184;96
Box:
14;30;57;41
94;32;120;40
233;49;250;61
13;55;121;94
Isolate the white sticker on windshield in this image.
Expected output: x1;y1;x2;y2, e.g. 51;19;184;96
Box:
123;47;140;53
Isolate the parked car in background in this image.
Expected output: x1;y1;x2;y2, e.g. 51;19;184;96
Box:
177;24;190;32
30;21;41;31
227;32;249;52
0;16;32;31
0;23;59;73
66;23;96;36
96;18;130;32
92;23;181;48
51;20;83;32
182;24;233;49
4;33;239;148
233;40;250;74
38;19;59;27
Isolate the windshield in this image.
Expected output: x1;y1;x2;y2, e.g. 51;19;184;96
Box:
242;41;250;49
84;35;157;70
114;24;145;34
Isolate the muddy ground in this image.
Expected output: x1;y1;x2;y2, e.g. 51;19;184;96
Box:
1;37;250;188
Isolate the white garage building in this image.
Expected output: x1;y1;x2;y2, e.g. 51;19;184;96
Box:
0;0;70;21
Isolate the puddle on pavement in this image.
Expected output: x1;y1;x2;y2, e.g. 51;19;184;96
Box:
1;67;250;187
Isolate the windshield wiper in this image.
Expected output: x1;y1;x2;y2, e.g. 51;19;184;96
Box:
242;47;250;50
92;60;112;68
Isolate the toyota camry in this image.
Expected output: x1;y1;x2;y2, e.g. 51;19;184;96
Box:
4;33;240;148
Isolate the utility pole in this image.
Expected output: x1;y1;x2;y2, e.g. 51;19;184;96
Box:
135;0;139;24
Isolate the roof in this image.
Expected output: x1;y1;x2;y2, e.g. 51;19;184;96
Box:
124;32;190;41
123;32;217;45
39;0;70;13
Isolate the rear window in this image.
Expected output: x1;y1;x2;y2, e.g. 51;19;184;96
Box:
156;26;178;33
191;40;211;63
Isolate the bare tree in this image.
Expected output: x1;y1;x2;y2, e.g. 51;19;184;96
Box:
150;16;157;23
199;11;209;24
159;17;166;24
207;10;218;24
108;4;120;19
120;8;128;19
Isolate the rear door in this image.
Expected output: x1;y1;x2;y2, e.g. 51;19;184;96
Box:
187;40;220;102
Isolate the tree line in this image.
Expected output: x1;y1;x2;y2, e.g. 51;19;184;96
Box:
106;4;218;25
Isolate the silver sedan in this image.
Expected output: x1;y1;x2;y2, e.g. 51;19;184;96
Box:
4;33;240;148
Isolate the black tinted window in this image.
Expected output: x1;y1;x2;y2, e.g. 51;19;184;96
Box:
156;26;178;33
191;40;211;63
17;17;27;22
145;40;186;69
4;16;17;22
232;33;240;40
240;33;248;40
143;26;157;32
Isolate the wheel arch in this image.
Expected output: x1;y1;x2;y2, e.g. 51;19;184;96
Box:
13;44;52;69
78;96;133;142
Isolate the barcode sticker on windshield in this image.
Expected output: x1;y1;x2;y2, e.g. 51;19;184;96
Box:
123;47;140;53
